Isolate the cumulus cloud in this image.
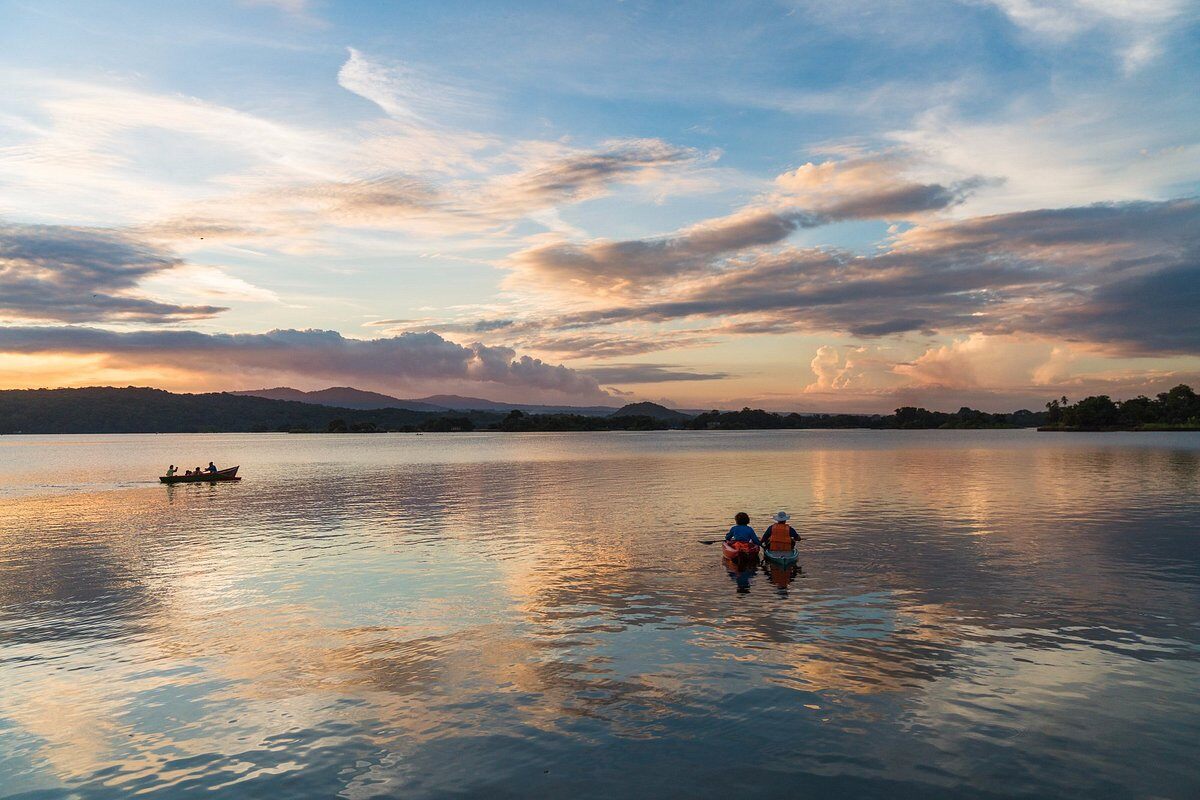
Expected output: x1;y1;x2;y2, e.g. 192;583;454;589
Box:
789;335;1200;413
0;327;612;400
806;345;866;391
0;222;225;323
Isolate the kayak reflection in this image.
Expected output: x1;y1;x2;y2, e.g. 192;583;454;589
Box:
762;559;801;593
722;554;759;593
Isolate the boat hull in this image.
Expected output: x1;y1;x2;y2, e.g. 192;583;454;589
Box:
763;548;798;565
721;541;760;562
160;466;240;484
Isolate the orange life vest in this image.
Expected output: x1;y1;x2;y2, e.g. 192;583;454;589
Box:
764;522;794;551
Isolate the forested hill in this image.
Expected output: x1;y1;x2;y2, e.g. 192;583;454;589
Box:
0;386;1084;434
0;387;448;434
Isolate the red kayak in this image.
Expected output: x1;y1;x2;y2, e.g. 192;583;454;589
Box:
722;540;760;561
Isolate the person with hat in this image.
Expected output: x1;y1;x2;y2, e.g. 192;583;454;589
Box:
762;511;800;554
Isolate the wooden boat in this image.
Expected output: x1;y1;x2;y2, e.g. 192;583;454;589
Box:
160;466;240;484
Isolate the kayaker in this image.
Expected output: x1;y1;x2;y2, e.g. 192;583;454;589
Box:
206;461;218;474
762;511;800;553
725;512;760;547
166;465;178;478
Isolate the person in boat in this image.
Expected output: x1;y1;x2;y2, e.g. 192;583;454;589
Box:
205;461;218;474
762;511;800;554
184;468;193;477
725;512;760;549
193;466;202;476
166;465;178;478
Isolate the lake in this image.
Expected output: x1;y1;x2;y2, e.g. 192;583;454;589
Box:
1;430;1198;799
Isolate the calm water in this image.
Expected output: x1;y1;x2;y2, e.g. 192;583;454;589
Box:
1;430;1198;799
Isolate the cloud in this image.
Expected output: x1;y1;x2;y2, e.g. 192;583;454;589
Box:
972;0;1189;71
517;330;718;359
497;197;1200;358
0;327;612;400
890;97;1200;216
0;75;335;223
789;335;1200;413
806;345;866;391
773;155;982;220
1035;259;1200;354
507;155;983;297
338;48;484;122
1;70;709;252
0;222;225;323
137;266;282;305
508;208;817;295
147;138;706;246
241;0;323;24
482;139;701;211
578;363;728;384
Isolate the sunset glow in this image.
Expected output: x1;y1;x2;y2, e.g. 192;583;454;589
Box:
2;1;1197;411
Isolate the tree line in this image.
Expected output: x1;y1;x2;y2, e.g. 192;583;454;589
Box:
4;385;1195;435
1042;384;1200;430
685;406;1046;430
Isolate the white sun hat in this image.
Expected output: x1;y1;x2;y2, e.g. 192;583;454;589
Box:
773;510;790;522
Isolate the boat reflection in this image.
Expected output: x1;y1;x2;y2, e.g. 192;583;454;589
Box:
2;432;1199;798
722;554;758;593
762;559;801;592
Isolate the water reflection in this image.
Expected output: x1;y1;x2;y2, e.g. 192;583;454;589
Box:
723;555;758;593
762;560;801;592
1;431;1198;798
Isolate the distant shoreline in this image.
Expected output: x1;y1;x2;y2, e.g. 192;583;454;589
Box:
1037;425;1200;432
0;387;1048;435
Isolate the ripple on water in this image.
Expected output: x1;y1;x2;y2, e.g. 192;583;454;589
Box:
1;430;1198;798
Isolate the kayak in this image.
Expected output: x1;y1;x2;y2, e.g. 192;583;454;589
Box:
722;540;760;561
763;548;799;565
160;466;240;484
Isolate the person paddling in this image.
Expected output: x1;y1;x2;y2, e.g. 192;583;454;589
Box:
206;461;218;474
166;465;178;478
762;511;800;554
725;512;761;549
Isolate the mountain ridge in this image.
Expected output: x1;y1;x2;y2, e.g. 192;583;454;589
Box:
232;386;446;412
610;401;693;421
235;387;626;416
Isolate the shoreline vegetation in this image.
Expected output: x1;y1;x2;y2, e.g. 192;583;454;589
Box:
0;385;1196;435
1037;384;1200;431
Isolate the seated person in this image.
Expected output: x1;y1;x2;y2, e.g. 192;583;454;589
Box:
724;512;760;549
166;465;178;477
206;461;218;473
762;511;800;552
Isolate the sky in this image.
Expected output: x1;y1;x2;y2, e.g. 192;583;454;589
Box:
0;0;1198;412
